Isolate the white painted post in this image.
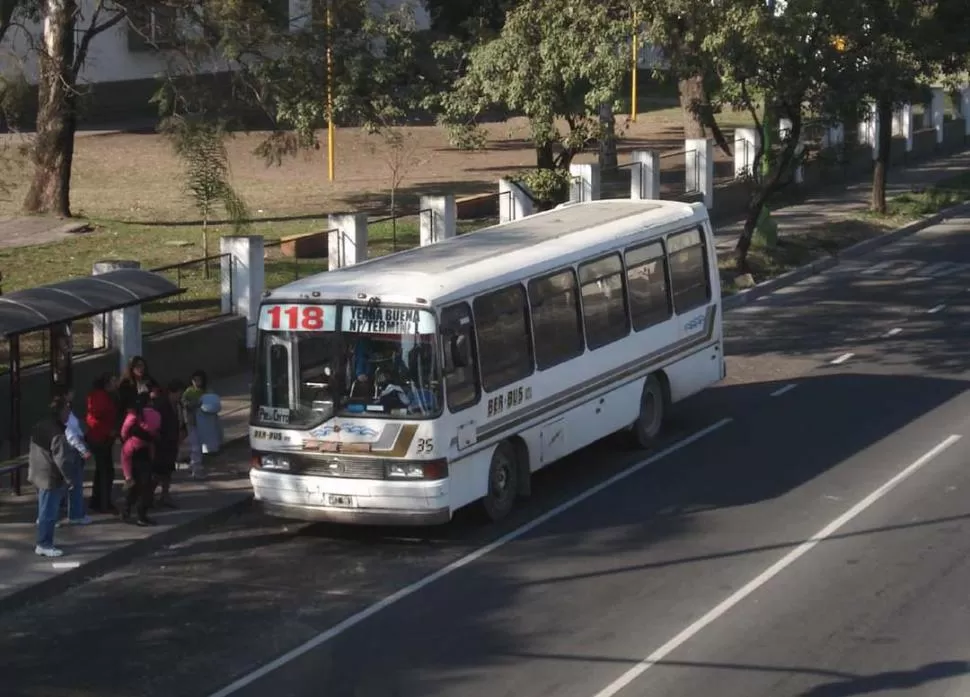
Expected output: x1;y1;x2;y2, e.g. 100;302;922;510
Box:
930;86;945;144
630;150;660;199
821;123;844;149
92;260;142;373
328;213;368;269
685;138;713;208
734;128;760;178
866;102;880;160
568;163;601;202
778;119;804;184
961;86;970;138
419;194;456;246
498;179;534;222
219;235;265;349
894;103;914;153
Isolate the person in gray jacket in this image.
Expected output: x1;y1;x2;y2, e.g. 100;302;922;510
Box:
28;396;74;558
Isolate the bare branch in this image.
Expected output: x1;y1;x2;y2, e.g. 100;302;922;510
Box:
73;0;127;79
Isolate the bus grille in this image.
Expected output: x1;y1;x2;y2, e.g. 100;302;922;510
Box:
292;454;386;480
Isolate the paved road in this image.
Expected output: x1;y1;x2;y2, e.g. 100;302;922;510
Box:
3;213;970;697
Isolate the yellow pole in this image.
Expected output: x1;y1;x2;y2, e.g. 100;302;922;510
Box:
326;0;335;182
631;10;638;122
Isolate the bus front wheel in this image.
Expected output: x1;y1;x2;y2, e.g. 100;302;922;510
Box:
630;374;666;449
482;441;519;522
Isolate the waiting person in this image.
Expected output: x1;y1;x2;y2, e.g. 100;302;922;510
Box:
117;355;153;414
51;384;92;526
86;372;119;514
149;379;183;509
28;397;73;557
181;370;209;480
120;392;160;526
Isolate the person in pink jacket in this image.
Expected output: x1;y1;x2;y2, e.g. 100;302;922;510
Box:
120;393;161;526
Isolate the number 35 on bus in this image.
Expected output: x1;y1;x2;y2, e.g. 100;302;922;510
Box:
249;199;725;526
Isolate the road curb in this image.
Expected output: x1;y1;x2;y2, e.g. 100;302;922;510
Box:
722;200;970;311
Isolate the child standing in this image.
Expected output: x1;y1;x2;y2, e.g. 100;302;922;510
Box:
181;371;207;480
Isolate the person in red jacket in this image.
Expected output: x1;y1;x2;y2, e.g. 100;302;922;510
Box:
86;372;119;514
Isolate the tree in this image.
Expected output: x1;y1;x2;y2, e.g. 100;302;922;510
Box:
635;0;732;156
703;0;856;268
440;0;630;171
23;0;127;217
162;114;248;278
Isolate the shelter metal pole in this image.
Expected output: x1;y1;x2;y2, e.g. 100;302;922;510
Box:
10;335;21;494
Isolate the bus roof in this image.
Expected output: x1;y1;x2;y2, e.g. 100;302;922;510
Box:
267;199;705;307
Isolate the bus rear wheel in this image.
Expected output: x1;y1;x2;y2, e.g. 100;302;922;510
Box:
482;441;518;522
630;374;666;449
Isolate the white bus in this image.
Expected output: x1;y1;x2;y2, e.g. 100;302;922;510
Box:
249;199;725;525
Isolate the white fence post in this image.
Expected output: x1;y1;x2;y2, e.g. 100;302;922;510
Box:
734;128;760;178
92;260;142;373
630;150;660;199
893;103;914;153
778;118;804;184
930;86;945;144
328;213;368;269
568;163;601;202
219;235;265;349
498;179;534;222
685;138;713;208
419;194;456;246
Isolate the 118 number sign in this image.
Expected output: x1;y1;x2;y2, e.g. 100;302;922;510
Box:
260;304;332;331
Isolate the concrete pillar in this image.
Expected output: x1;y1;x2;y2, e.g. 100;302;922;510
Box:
685;138;713;208
92;260;142;373
734;128;760;178
930;86;945;144
630;150;660;200
960;86;970;137
778;119;804;184
219;235;264;349
859;102;879;159
893;103;913;153
419;194;456;246
568;163;601;203
328;212;368;269
498;179;534;223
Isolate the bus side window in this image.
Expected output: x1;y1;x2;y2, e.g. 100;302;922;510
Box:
625;241;672;331
667;227;711;313
528;268;584;370
441;303;480;412
472;284;534;392
578;253;630;350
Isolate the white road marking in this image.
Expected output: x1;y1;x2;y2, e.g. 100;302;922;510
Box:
928;304;946;314
884;328;903;338
830;352;854;365
589;434;962;697
51;561;81;570
206;418;735;697
769;384;797;397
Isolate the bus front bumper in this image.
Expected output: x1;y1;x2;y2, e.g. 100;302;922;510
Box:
250;468;452;526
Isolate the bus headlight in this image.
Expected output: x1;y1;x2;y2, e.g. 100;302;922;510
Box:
260;454;292;471
386;463;425;479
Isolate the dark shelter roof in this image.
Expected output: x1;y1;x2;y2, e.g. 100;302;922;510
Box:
0;268;181;339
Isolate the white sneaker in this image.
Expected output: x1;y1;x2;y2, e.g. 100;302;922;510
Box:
35;545;64;558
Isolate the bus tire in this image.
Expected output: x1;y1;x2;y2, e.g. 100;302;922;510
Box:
630;374;666;449
482;441;519;522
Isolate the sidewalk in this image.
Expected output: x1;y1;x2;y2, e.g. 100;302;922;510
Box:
0;371;254;613
1;147;968;616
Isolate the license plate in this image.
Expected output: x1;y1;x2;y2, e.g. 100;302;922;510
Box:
326;494;355;508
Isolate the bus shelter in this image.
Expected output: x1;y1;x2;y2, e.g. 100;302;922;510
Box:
0;268;180;492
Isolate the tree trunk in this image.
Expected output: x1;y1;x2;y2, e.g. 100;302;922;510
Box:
735;189;768;272
598;103;617;170
871;96;894;214
535;142;555;170
23;0;77;217
678;73;732;157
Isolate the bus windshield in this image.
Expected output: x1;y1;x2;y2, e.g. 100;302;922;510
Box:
252;305;442;428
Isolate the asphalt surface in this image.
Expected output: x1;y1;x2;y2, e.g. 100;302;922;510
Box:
4;213;970;697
